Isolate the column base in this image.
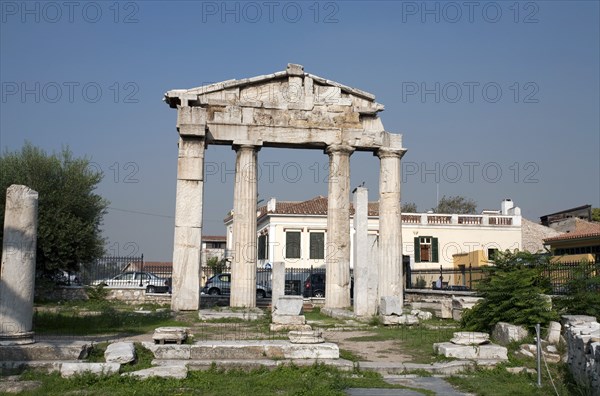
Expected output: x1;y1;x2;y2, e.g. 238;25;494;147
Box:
0;332;35;346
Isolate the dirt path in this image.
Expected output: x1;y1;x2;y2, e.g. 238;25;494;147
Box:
322;329;412;363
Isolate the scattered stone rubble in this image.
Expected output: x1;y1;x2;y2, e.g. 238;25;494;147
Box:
105;342;135;364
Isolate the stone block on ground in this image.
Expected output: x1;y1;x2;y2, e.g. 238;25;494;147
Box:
379;296;402;316
411;309;433;320
141;342;191;360
105;342;135;364
189;340;338;360
561;315;597;327
492;322;529;345
60;363;120;378
0;341;91;361
273;296;303;316
546;321;562;344
380;314;418;326
288;330;324;344
450;332;490;345
153;327;188;345
451;296;482;321
123;365;188;379
272;314;306;325
270;324;312;332
440;300;453;319
434;342;507;360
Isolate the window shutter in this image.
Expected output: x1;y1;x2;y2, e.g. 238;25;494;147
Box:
414;237;421;263
286;232;301;259
432;237;439;262
310;233;325;260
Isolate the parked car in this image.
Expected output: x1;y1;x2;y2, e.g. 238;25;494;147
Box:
92;271;170;293
201;273;271;299
302;272;354;298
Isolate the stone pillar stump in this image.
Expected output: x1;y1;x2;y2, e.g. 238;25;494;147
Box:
0;184;39;345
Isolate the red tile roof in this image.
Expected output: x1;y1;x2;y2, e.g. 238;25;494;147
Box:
544;221;600;243
256;196;380;221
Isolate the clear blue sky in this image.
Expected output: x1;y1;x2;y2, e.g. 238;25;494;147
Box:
1;1;599;261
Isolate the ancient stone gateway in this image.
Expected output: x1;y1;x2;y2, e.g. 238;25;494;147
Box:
164;64;406;311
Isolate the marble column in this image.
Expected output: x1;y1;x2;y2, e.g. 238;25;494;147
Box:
325;144;354;309
230;144;259;308
271;262;285;313
0;185;38;345
172;135;205;311
377;148;405;308
353;187;378;317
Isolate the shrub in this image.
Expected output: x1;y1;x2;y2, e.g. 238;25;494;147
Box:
554;261;600;320
461;251;558;333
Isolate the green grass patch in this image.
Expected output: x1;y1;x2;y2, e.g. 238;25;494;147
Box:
16;363;422;395
447;363;578;396
344;320;458;363
33;308;186;336
339;349;362;362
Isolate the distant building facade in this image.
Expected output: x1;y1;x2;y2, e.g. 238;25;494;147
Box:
224;196;522;270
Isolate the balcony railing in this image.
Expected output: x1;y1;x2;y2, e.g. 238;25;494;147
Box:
401;213;517;227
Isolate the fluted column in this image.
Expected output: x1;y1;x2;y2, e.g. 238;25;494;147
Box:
230;144;259;308
171;135;205;311
325;144;354;309
377;148;405;307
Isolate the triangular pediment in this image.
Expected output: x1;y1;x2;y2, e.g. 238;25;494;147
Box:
165;63;383;114
166;64;404;153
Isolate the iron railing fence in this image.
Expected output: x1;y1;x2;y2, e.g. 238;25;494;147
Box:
409;261;599;295
78;257;597;296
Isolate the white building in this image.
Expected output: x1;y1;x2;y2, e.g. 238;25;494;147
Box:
224;196;522;270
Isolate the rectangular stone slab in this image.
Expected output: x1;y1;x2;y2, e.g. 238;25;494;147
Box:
189;341;339;360
0;341;91;361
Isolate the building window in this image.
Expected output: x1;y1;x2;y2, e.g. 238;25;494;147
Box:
488;248;498;261
286;231;301;259
257;234;268;260
309;232;325;260
414;236;438;263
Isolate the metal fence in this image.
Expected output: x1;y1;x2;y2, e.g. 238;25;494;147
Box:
540;261;600;294
77;257;598;296
409;261;600;295
79;255;144;286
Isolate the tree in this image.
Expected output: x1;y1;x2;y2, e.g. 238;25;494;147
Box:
592;208;600;222
0;143;108;273
401;202;417;213
461;251;557;333
433;195;477;214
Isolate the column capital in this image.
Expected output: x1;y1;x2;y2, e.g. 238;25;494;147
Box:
376;147;406;159
326;144;355;156
232;143;262;153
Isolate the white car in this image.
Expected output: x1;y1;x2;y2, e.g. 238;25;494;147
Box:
92;271;170;293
